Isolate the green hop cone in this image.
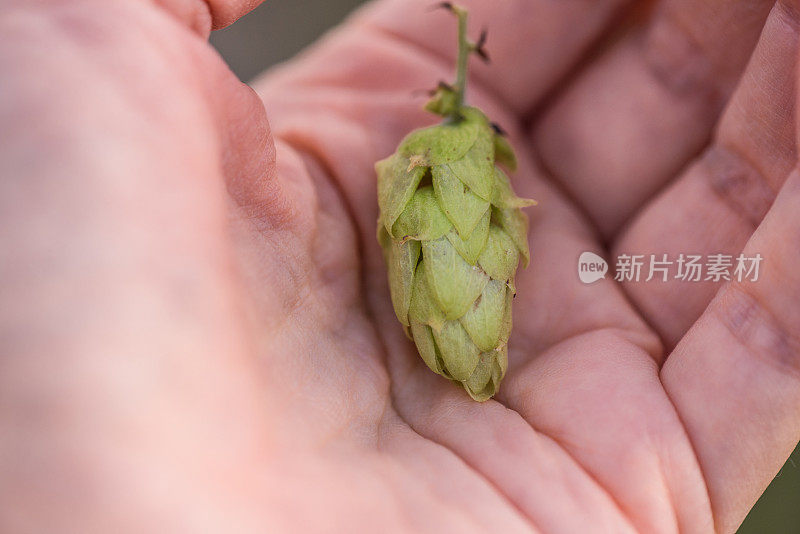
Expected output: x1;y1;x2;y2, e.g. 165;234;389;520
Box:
375;4;536;401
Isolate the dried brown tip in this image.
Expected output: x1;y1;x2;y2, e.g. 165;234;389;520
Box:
491;122;507;136
429;2;455;12
414;80;456;98
475;28;490;63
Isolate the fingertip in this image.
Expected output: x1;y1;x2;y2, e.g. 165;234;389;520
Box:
206;0;266;30
151;0;265;34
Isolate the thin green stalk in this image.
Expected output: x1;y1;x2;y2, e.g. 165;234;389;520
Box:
453;6;470;112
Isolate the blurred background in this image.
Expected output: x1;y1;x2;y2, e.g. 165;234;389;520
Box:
210;1;800;532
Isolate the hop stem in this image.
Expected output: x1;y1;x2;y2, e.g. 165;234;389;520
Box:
453;5;470;111
426;4;485;120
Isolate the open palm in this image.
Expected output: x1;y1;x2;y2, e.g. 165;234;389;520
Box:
2;0;799;532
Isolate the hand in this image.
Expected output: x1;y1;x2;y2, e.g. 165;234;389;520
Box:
2;0;798;532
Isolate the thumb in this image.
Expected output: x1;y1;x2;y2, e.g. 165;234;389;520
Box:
202;0;267;30
152;0;267;33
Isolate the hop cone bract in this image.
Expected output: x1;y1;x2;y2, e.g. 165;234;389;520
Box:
376;102;535;400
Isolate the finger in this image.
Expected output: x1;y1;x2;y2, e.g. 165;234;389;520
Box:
354;0;634;113
0;3;274;529
499;330;715;532
531;0;776;237
203;0;266;30
153;0;266;32
19;0;266;36
613;0;799;347
661;168;800;533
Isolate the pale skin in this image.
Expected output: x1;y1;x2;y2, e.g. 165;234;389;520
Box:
1;0;799;532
